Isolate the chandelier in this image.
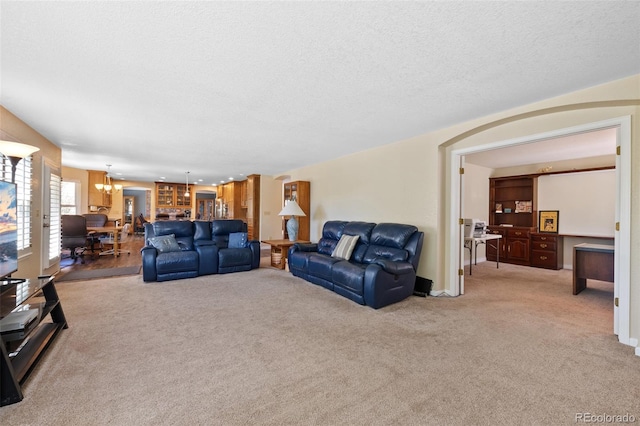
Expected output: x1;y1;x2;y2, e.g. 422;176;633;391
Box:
95;164;123;193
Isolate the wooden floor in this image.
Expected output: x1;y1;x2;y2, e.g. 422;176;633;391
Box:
60;233;145;272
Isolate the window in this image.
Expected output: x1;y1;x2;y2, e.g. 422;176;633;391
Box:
49;173;62;262
1;155;33;252
61;180;78;215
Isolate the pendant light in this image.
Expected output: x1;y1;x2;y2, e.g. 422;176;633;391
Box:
185;171;190;197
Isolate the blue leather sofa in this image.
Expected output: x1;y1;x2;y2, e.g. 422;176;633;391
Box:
288;221;424;309
141;220;260;282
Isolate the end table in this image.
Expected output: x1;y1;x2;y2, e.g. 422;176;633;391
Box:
261;239;310;270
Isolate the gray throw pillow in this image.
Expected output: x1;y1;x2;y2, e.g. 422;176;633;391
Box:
149;234;181;253
332;234;359;260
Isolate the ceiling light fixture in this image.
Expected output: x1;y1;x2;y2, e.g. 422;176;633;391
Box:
95;164;122;194
185;171;190;197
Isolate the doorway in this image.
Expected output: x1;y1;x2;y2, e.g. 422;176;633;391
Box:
195;191;216;220
448;116;631;346
124;196;135;228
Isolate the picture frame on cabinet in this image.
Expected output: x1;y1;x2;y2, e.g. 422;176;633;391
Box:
515;200;532;213
539;210;559;233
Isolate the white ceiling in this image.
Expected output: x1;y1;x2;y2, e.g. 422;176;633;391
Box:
1;1;639;185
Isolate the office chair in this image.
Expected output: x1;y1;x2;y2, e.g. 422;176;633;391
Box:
134;213;148;235
83;213;108;254
61;215;91;264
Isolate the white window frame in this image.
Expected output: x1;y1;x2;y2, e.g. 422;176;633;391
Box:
1;155;33;255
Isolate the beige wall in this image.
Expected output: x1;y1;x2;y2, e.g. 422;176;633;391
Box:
462;162;492;263
260;176;286;241
278;74;640;347
1;106;62;278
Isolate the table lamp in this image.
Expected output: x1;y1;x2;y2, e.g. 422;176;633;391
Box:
279;200;306;241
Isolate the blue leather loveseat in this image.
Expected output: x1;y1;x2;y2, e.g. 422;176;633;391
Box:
288;221;424;309
141;219;260;282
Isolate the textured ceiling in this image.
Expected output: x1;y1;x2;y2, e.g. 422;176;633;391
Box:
1;1;639;185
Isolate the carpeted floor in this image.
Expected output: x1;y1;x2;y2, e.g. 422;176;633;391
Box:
1;262;638;425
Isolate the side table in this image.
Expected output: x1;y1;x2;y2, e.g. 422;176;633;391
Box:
262;239;310;270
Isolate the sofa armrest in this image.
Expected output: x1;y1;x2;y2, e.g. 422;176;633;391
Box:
292;243;318;253
248;240;261;269
141;246;158;282
195;243;219;275
370;258;414;275
194;240;217;247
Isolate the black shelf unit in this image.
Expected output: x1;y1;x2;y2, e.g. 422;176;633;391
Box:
1;276;68;406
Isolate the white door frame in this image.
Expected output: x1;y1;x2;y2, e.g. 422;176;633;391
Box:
41;159;61;270
448;116;631;346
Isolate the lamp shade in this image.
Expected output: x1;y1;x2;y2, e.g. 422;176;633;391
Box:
278;200;306;217
0;140;40;158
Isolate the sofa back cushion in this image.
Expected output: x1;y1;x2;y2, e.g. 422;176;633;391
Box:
211;220;247;247
193;221;211;241
342;221;376;263
317;221;347;256
363;245;408;263
362;223;418;264
370;223;418;249
152;220;195;251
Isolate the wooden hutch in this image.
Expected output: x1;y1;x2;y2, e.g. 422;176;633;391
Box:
487;174;563;269
283;181;310;241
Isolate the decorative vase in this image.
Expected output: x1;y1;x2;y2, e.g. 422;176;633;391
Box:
286;216;299;241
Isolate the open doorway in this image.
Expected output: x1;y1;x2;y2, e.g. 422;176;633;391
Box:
448;116;631;346
195;191;216;221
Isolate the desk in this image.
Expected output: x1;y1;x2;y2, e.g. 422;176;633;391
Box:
261;239;310;270
88;226;124;257
573;243;614;295
464;234;502;275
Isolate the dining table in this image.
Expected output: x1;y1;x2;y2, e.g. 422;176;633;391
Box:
87;226;124;257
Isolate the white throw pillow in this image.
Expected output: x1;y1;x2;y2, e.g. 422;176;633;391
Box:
331;234;359;260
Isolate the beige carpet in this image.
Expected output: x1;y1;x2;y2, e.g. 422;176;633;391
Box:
1;262;638;425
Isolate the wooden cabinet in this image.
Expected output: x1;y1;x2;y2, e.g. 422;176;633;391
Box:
155;182;191;208
219;181;243;220
487;226;533;266
487;174;568;270
506;228;531;265
245;175;260;240
240;180;248;208
489;176;538;228
531;233;564;270
283;181;310;241
88;170;111;207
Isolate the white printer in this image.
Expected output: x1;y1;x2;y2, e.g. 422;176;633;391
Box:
464;219;487;238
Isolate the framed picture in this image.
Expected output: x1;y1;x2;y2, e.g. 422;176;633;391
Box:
495;203;503;213
515;200;532;213
539;210;559;233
